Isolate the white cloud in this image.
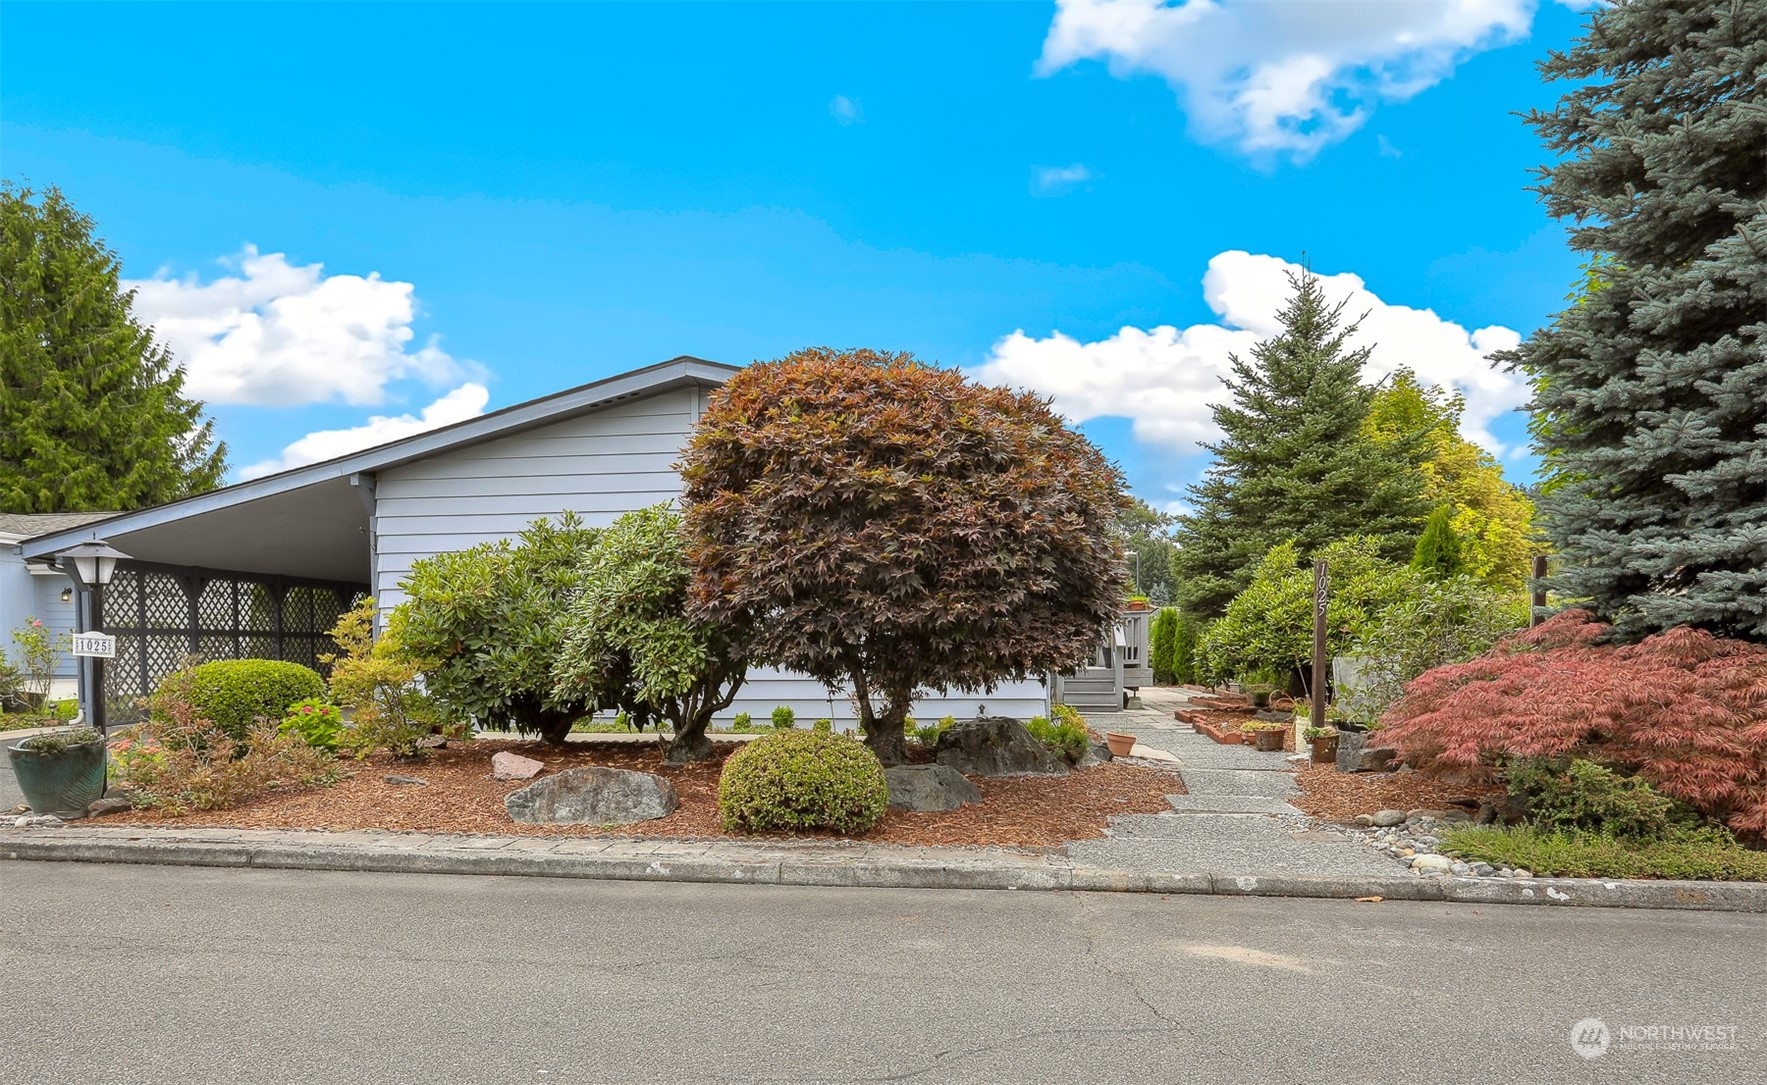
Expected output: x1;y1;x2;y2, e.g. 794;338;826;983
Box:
829;95;863;125
973;250;1526;455
1032;163;1098;196
239;383;491;480
1036;0;1535;160
127;245;475;407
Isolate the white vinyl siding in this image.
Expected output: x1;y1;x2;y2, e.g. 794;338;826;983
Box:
719;668;1051;732
372;389;696;609
371;382;1055;729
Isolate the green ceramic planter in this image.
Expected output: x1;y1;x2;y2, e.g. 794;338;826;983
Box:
7;735;107;818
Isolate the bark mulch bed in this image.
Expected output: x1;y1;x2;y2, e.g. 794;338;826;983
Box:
1289;763;1503;824
97;739;1186;849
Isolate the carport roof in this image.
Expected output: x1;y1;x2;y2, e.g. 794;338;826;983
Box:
18;356;737;584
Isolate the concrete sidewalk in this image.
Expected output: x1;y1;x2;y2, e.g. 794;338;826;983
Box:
1075;687;1411;880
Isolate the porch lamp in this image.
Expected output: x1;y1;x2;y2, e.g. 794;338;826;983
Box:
56;539;131;736
58;540;130;591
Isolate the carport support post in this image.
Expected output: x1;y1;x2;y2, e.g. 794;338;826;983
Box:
71;578;107;735
1310;561;1327;730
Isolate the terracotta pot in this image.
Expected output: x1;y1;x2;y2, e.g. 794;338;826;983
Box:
1310;735;1340;764
1252;728;1284;752
1104;732;1137;757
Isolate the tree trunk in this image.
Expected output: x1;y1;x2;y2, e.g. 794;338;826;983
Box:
664;717;715;764
861;685;914;766
536;708;573;746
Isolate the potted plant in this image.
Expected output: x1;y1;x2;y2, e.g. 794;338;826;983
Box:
1302;724;1339;764
1244;669;1281;709
1243;721;1285;752
7;725;107;818
1104;731;1137;757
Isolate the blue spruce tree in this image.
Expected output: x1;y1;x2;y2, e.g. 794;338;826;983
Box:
1499;0;1767;641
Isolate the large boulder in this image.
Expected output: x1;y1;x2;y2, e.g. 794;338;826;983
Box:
1334;731;1399;773
933;716;1068;777
505;766;678;825
884;764;983;812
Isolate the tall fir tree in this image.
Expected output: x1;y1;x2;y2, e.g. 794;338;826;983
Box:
0;183;226;512
1497;0;1767;641
1171;269;1427;616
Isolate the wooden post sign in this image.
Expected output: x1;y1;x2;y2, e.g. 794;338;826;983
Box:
1311;560;1328;732
72;631;117;658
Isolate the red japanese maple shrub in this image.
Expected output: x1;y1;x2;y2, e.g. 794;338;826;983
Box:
1381;610;1767;835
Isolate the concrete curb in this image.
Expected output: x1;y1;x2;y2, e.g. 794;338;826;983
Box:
4;827;1764;912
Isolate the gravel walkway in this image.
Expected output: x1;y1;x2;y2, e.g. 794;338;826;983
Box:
1070;688;1412;879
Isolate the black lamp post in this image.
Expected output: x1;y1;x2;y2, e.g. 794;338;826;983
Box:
56;540;130;735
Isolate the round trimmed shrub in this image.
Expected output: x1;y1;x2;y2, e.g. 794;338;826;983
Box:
717;729;888;834
165;659;327;743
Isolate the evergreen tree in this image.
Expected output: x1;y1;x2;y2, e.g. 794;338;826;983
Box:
1410;505;1466;581
1149;606;1178;684
0;183;226;512
1171;609;1201;686
1172;269;1427;616
1115;497;1179;605
1366;369;1540;591
1497;1;1767;641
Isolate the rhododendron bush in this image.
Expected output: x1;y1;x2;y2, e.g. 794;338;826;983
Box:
1382;611;1767;835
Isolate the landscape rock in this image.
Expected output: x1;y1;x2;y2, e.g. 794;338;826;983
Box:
933;716;1068;777
1353;814;1375;828
505;766;677;825
12;814;65;828
491;751;545;781
1371;809;1407;828
1354;746;1398;772
1411;854;1453;875
1335;731;1367;772
86;797;133;816
417;734;448;750
1082;742;1114;766
386;775;427;786
884;764;983;812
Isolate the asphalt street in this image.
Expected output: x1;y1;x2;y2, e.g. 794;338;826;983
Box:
2;864;1762;1084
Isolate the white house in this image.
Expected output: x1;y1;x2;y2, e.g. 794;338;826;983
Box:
19;356;1128;727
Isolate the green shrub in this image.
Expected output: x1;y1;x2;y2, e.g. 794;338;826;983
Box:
278;698;345;752
15;725;102;753
717;730;888;834
1172;611;1201;685
1506;758;1691;839
1442;825;1767;881
158;659;326;744
812;717;833;732
1199;537;1422;684
771;705;796;731
1150;607;1178;685
907;714;955;746
1026;707;1090;763
111;707;338;815
730;711;754;733
1340;574;1526;724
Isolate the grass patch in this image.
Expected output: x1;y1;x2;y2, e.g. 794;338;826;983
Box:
1442;825;1767;881
0;714;65;733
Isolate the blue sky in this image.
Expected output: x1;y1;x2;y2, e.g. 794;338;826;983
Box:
1;1;1593;504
